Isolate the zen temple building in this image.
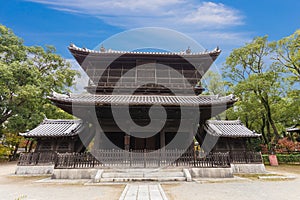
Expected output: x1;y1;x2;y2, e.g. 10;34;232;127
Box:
48;44;237;152
203;120;261;152
17;44;264;176
20;119;88;153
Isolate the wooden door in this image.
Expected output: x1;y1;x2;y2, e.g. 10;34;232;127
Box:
135;138;145;150
146;136;156;150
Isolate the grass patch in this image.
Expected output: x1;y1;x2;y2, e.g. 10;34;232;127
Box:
266;164;300;175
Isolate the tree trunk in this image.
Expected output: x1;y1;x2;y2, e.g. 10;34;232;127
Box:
260;115;268;144
11;143;19;161
24;140;30;152
265;103;280;142
245;115;249;128
259;93;280;143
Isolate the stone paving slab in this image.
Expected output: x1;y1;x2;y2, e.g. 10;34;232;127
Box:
119;184;168;200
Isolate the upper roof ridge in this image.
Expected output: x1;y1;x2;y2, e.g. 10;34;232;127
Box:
68;43;221;55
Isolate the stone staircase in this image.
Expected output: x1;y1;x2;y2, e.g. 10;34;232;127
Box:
94;168;190;182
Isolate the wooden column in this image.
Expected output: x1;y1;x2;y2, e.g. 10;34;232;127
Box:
160;130;165;149
124;120;131;151
94;123;102;150
188;124;196;149
124;134;130;151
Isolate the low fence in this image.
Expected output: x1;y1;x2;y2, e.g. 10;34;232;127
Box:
17;152;57;166
18;150;262;168
229;151;263;164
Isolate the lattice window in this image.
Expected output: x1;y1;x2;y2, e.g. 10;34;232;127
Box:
58;141;70;152
39;141;52;151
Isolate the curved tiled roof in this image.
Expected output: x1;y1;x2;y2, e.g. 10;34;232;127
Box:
204;120;261;137
20;119;84;138
68;44;221;56
49;93;237;107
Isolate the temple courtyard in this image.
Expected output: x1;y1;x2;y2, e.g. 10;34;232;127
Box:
1;162;300;200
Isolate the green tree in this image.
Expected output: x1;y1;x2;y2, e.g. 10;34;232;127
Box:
202;70;226;96
0;24;78;159
223;36;284;148
272;29;300;81
201;70;227;120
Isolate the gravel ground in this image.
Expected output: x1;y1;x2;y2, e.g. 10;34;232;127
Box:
1;162;300;200
0;162;124;200
163;166;300;200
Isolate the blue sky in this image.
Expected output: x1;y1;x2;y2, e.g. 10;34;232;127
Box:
1;0;299;67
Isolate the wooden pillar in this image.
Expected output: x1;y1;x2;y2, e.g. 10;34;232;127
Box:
188;124;195;149
94;123;102;150
124;120;131;151
160;130;165;149
124;134;130;151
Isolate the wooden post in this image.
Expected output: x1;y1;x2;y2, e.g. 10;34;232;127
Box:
130;150;132;167
160;130;165;149
124;134;130;151
94;123;102;150
144;149;146;168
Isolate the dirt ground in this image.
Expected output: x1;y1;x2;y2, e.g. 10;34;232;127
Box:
0;162;125;200
163;165;300;200
265;164;300;175
1;162;300;200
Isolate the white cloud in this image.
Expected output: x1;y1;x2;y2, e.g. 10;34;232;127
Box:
25;0;251;57
25;0;243;30
182;2;242;27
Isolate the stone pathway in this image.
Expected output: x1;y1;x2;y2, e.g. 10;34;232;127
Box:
119;184;168;200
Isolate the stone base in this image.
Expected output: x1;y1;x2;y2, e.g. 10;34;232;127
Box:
190;168;233;178
15;165;54;175
231;164;266;174
52;169;98;179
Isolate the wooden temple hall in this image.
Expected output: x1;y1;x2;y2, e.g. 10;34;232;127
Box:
18;44;263;169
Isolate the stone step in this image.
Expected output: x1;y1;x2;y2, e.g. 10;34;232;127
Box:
101;171;184;178
144;172;185;178
100;176;186;182
102;173;144;178
103;168;183;173
94;168;189;182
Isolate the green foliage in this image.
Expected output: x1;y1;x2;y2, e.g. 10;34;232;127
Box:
263;154;300;165
246;138;262;152
272;29;300;81
222;31;300;148
0;24;78;159
0;143;10;161
202;70;226;95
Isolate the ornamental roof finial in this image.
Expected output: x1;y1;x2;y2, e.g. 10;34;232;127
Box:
185;46;191;54
100;44;106;52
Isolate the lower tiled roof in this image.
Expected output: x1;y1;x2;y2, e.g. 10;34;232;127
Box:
204;120;261;137
20;119;84;138
49;93;237;106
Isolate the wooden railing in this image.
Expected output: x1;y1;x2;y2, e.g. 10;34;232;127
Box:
18;152;57;166
18;150;262;168
229;151;263;164
55;152;101;168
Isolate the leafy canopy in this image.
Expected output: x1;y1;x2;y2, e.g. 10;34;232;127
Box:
0;24;78;135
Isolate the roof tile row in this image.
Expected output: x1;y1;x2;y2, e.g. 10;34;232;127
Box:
205;120;261;137
49;94;237;106
20;119;84;138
